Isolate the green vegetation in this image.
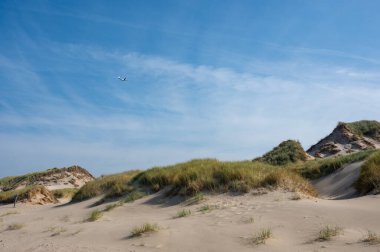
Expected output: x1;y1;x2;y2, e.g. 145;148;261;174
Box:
135;159;317;197
297;150;374;179
52;188;79;199
356;150;380;194
103;203;122;212
0;185;48;203
46;226;67;237
87;209;103;222
130;223;159;237
72;170;140;202
198;204;217;213
0;166;92;191
7;223;24;231
123;191;146;203
251;228;272;245
317;225;343;241
343;120;380;139
362;230;380;245
258;140;308;165
175;209;191;218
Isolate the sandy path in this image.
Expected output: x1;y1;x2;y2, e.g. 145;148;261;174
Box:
0;190;380;252
312;161;364;199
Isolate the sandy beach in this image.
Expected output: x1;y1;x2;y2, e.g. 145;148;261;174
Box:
1;188;379;252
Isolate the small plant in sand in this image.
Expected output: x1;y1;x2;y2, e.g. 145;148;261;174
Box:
198;204;217;213
362;230;380;245
175;209;191;218
7;223;24;231
290;193;301;200
87;209;103;222
317;225;343;241
50;227;67;237
103;203;122;212
251;228;272;245
130;223;159;237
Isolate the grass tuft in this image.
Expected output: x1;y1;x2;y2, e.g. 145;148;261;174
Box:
198;204;217;213
7;223;24;230
87;209;103;222
317;225;343;241
49;227;67;237
52;188;78;199
362;230;380;245
175;209;191;218
130;223;159;237
71;170;140;202
103;203;121;212
251;228;272;245
356;150;380;194
123;191;146;203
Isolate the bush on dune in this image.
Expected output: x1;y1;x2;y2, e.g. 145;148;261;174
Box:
257;140;309;166
71;170;140;202
134;159;317;197
356;150;380;194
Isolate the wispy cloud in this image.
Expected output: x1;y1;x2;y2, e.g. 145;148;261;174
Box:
1;43;380;176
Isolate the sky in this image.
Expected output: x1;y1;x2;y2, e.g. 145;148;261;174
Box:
1;0;380;177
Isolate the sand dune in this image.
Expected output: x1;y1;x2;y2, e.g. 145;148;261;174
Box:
1;189;380;252
313;161;364;199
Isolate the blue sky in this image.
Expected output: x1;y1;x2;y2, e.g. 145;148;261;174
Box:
1;0;380;177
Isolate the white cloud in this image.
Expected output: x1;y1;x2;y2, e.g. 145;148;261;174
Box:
1;48;380;177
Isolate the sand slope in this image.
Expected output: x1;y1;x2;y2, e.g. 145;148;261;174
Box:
313;161;364;199
1;190;380;252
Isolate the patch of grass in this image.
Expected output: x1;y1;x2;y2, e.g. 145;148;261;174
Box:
0;210;19;217
0;166;93;192
0;185;48;204
52;188;79;199
71;170;140;202
175;209;191;218
257;140;308;165
356;150;380;194
317;225;343;241
130;223;159;238
362;230;380;245
7;223;24;230
87;209;103;222
198;204;217;213
46;226;67;237
251;228;272;245
123;191;146;203
343;120;380;140
297;150;374;180
135;159;317;197
290;193;301;200
103;203;120;212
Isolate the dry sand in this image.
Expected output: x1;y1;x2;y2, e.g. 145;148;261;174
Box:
0;188;380;252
